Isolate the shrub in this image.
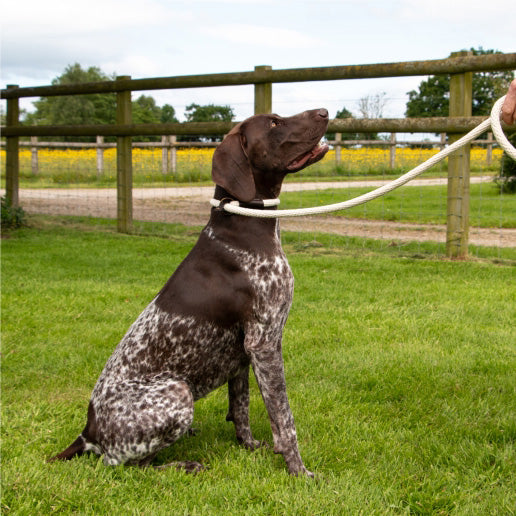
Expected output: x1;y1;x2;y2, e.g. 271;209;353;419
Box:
1;196;27;229
495;134;516;193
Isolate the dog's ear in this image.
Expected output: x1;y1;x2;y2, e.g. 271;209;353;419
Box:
212;131;256;202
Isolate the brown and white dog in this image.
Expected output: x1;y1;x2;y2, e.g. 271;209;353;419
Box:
49;108;329;476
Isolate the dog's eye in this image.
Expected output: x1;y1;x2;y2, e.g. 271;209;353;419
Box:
271;120;278;128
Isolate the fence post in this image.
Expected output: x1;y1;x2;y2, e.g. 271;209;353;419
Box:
254;65;272;114
446;51;473;258
389;133;396;169
31;136;39;175
335;133;342;165
486;132;493;166
5;85;20;207
161;135;168;175
440;133;446;151
116;76;132;233
170;135;177;175
96;136;104;176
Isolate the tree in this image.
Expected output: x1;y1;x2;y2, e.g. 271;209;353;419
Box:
356;92;388;140
24;64;181;142
335;107;353;119
131;95;179;142
184;103;235;123
182;103;235;142
132;95;161;124
405;75;449;118
25;63;116;141
406;48;514;119
357;92;387;120
327;106;361;141
330;95;388;142
160;104;178;124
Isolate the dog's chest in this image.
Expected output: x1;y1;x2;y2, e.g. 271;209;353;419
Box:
204;223;294;318
92;228;294;402
240;248;294;322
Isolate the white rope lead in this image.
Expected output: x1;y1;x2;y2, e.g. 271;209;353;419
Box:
490;96;516;161
216;96;514;218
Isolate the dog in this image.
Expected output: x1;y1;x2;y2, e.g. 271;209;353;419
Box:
49;108;329;476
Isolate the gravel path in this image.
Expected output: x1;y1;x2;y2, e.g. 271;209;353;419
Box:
5;178;515;248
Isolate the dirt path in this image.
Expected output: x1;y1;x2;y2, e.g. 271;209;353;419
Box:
6;178;516;248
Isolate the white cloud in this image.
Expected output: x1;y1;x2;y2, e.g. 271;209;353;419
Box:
2;0;185;38
203;24;325;49
397;0;516;23
1;0;191;83
1;0;514;120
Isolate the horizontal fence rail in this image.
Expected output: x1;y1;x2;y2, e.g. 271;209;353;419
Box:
0;135;500;149
3;116;511;138
1;53;515;99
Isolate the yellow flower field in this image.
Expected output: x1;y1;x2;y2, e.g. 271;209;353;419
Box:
325;146;502;172
1;145;502;186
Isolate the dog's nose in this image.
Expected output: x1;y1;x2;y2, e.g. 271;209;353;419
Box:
317;108;329;119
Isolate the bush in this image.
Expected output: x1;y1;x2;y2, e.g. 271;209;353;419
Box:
495;134;516;193
1;196;27;229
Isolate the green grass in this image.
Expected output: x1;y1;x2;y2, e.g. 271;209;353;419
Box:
2;218;516;515
9;170;216;189
10;169;495;190
281;183;516;228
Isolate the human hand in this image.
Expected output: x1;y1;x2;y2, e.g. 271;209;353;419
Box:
501;79;516;125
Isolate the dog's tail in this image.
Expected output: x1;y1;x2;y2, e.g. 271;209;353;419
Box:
48;402;100;462
47;434;87;462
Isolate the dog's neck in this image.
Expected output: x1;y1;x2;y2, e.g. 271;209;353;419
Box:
210;184;281;243
213;185;280;209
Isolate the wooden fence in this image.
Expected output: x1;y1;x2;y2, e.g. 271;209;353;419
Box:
2;51;516;256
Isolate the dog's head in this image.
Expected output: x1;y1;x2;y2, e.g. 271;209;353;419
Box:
212;109;329;202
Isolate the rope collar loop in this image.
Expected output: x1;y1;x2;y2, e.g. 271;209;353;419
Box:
210;197;280;212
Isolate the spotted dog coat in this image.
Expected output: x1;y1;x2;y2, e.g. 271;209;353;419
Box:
49;108;329;476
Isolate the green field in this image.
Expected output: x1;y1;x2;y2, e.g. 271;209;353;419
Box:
2;218;515;514
281;183;516;229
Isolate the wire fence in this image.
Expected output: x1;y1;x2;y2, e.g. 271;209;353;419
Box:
2;136;514;259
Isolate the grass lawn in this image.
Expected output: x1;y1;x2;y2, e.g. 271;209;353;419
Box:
2;218;515;515
280;183;516;229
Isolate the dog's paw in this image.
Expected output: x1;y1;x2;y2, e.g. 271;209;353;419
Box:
241;438;268;451
293;466;314;478
287;463;315;478
236;435;268;451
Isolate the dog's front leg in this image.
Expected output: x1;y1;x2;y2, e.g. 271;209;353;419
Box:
226;366;263;450
244;332;313;477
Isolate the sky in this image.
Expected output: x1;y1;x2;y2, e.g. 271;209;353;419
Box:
1;0;515;123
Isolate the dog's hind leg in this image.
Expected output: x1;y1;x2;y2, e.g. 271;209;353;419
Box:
91;376;199;470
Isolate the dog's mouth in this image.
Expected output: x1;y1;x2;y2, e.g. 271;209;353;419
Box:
286;140;329;172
